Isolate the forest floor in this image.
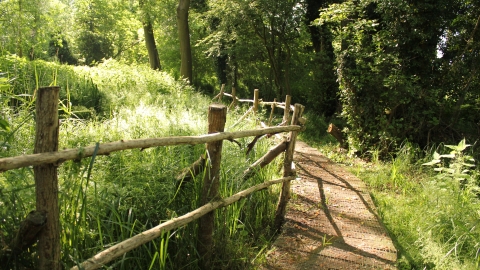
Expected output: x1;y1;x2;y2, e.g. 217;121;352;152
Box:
261;141;398;269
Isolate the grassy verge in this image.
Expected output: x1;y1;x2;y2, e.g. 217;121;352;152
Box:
0;57;284;269
300;112;480;270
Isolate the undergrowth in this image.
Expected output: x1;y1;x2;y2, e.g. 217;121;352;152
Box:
0;57;283;269
300;112;480;270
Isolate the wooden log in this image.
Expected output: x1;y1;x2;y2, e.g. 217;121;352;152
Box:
228;87;237;109
228;106;254;129
212;84;225;101
198;104;227;269
282;95;291;126
253;89;259;113
242;141;287;179
261;101;281;106
175;155;205;183
237;98;254;103
268;98;276;126
0;125;302;172
219;84;225;101
34;86;61;270
327;123;346;148
274;103;304;231
71;175;295;270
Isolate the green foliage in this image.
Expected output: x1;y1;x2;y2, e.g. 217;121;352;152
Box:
346;140;480;269
0;0;76;60
423;139;479;200
193;0;338;112
317;0;480;154
74;0;142;65
48;36;78;65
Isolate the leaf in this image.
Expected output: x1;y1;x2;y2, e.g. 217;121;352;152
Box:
439;154;455;159
461;163;475;168
445;168;455;174
454;174;469;180
0;118;10;132
422;159;441;166
445;139;470;152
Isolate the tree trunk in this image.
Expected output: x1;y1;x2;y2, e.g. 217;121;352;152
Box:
144;21;161;70
17;0;23;57
177;0;193;83
305;0;322;53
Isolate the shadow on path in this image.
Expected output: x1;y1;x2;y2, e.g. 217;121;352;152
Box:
261;141;397;270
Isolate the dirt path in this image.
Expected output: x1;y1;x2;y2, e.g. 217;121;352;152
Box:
261;141;397;269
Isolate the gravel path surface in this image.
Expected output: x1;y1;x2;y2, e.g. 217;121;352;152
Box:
261;141;397;269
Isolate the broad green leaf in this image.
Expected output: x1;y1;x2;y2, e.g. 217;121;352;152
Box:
454;174;469;180
461;163;475;167
422;159;440;166
445;139;470;152
445;168;455;174
0;118;10;132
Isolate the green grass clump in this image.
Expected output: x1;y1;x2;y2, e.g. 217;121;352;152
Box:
1;59;285;269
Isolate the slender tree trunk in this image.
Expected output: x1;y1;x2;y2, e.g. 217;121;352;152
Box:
177;0;193;83
305;0;322;53
17;0;23;57
144;21;161;70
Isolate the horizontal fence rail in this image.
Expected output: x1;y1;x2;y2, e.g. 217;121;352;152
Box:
0;125;302;172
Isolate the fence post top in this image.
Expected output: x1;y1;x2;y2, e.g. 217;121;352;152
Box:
209;103;227;109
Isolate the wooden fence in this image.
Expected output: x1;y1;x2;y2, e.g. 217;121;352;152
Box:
0;85;305;270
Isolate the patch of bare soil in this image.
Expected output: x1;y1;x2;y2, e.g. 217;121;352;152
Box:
261;141;397;269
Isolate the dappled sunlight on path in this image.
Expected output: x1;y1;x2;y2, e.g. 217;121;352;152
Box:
261;141;397;269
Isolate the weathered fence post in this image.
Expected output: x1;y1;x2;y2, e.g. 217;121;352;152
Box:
274;103;304;231
34;86;61;270
198;104;227;269
282;95;291;125
253;89;259;113
268;98;276;126
229;87;237;109
219;84;225;101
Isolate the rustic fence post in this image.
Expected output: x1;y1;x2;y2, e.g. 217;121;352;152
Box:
219;84;225;101
268;98;276;126
282;95;291;125
253;89;259;113
274;103;304;231
229;87;237;109
34;86;61;270
198;104;227;269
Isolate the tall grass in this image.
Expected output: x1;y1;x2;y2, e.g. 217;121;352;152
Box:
0;58;284;269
